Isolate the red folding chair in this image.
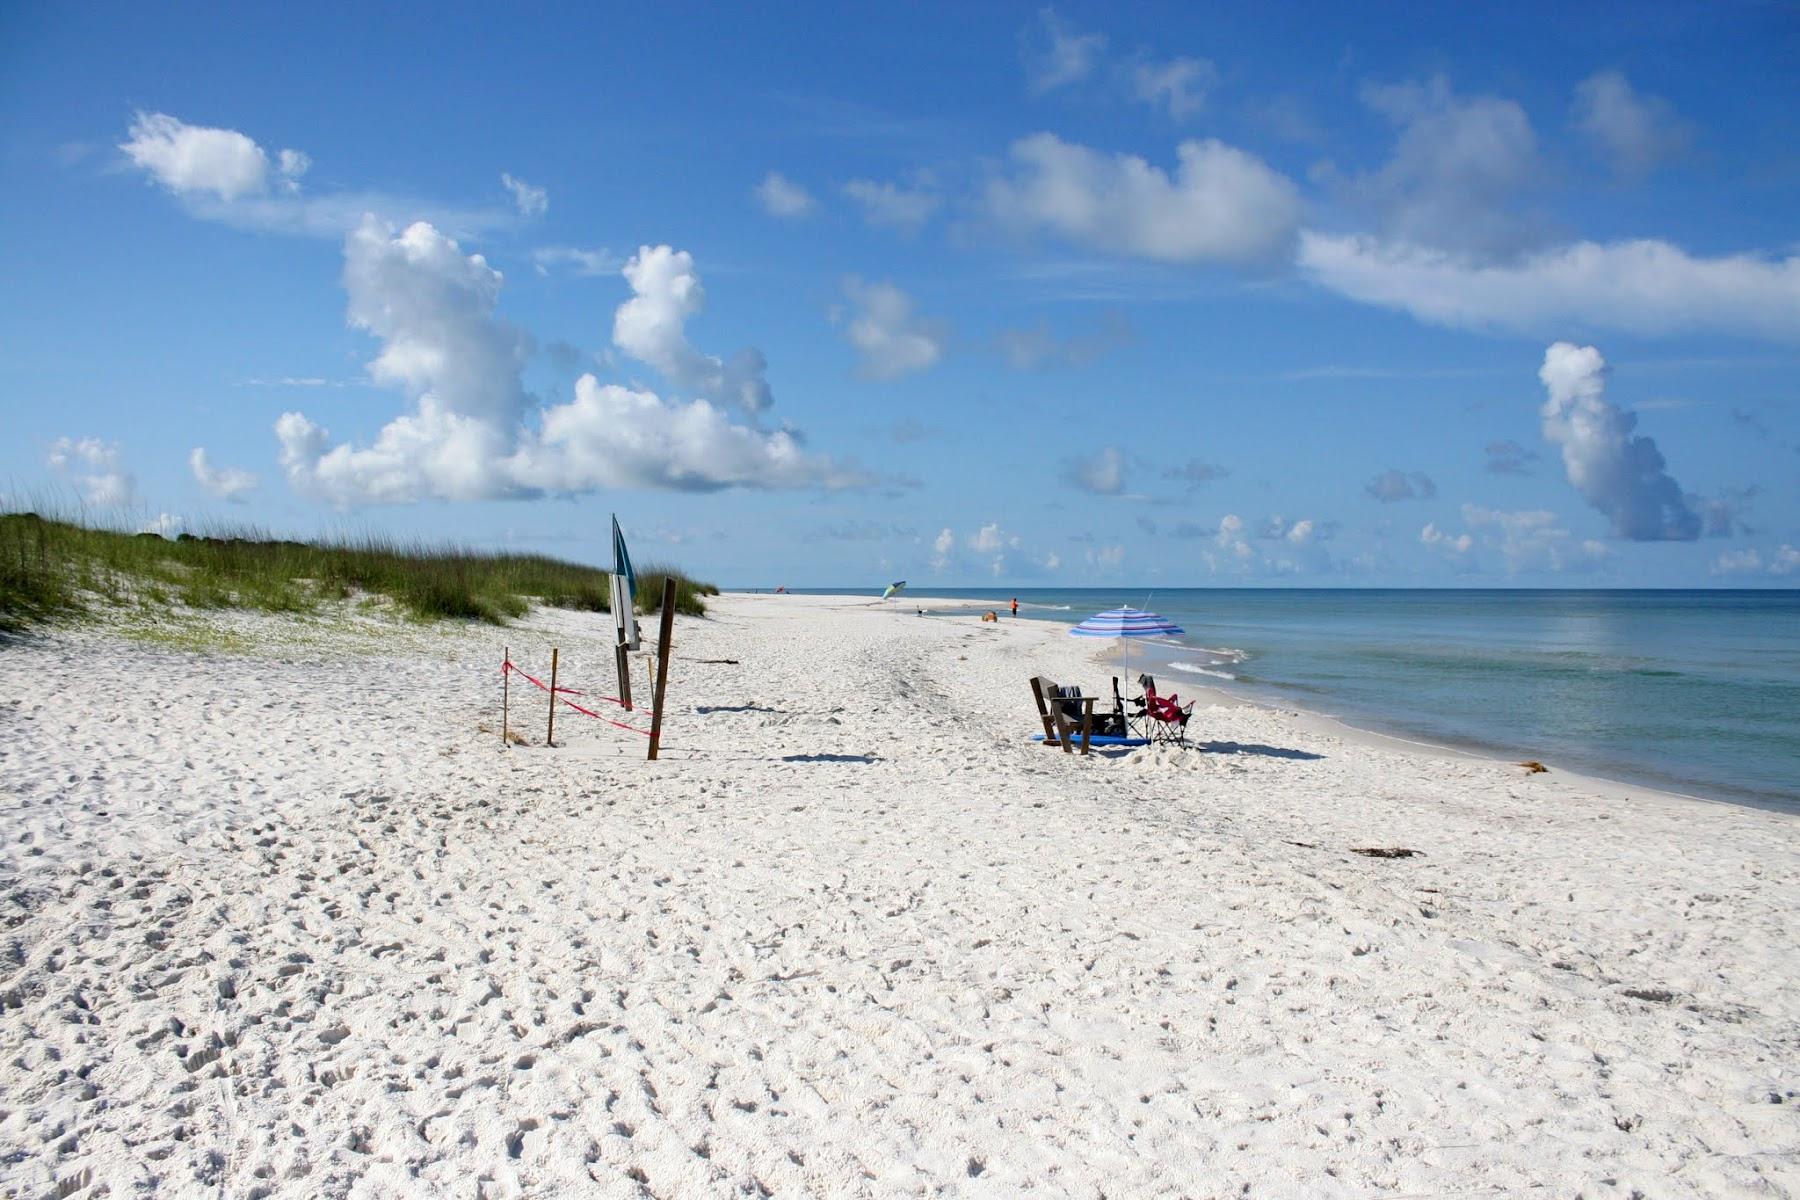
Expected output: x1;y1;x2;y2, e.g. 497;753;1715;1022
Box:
1138;674;1194;746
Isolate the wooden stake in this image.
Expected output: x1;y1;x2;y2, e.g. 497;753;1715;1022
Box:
615;638;633;711
502;646;510;747
546;647;559;748
647;578;677;761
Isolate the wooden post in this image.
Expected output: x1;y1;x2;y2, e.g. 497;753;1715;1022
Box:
502;646;510;746
545;647;559;748
615;638;633;711
647;578;677;761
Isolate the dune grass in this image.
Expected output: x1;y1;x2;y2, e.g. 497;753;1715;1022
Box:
637;562;720;620
0;512;713;631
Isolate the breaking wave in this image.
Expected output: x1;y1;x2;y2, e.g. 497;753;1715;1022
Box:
1167;661;1238;681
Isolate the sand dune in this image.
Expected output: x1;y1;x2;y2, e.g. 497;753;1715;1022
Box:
1;593;1795;1197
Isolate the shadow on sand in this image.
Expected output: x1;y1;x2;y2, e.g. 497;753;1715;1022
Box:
696;704;778;714
1192;740;1324;761
780;753;883;764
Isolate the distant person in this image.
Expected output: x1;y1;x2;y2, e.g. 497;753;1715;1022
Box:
1010;597;1019;619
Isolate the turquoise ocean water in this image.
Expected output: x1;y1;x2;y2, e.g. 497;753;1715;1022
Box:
808;588;1800;810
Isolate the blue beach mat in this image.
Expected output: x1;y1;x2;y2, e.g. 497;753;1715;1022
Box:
1031;734;1151;748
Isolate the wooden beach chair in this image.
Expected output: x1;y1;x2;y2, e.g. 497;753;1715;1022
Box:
1030;676;1096;755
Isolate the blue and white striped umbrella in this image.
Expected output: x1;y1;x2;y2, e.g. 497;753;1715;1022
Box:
1068;605;1183;639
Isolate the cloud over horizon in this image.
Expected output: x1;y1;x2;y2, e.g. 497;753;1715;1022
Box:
1538;342;1699;540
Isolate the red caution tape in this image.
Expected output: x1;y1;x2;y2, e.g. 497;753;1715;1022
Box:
504;661;655;733
504;661;553;692
556;694;652;736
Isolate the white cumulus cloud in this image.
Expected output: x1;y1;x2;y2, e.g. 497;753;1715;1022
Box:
1420;522;1473;556
1460;504;1610;573
276;220;859;505
840;278;946;381
117;112;505;239
120;112;277;201
347;217;531;427
1538;342;1699;540
615;245;772;413
189;447;258;501
1215;513;1251;558
987;132;1300;265
515;376;858;493
927;523;1024;575
967;523;1005;554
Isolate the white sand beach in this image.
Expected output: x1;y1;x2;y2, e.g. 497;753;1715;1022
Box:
2;592;1796;1198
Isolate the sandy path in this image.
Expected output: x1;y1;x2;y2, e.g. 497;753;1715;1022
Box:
1;594;1796;1197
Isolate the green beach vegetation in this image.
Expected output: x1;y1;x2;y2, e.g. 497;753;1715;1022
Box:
0;511;715;632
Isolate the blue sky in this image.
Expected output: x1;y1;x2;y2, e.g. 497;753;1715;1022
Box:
2;1;1797;586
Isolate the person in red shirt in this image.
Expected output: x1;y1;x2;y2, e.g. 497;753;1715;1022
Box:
1010;597;1019;619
